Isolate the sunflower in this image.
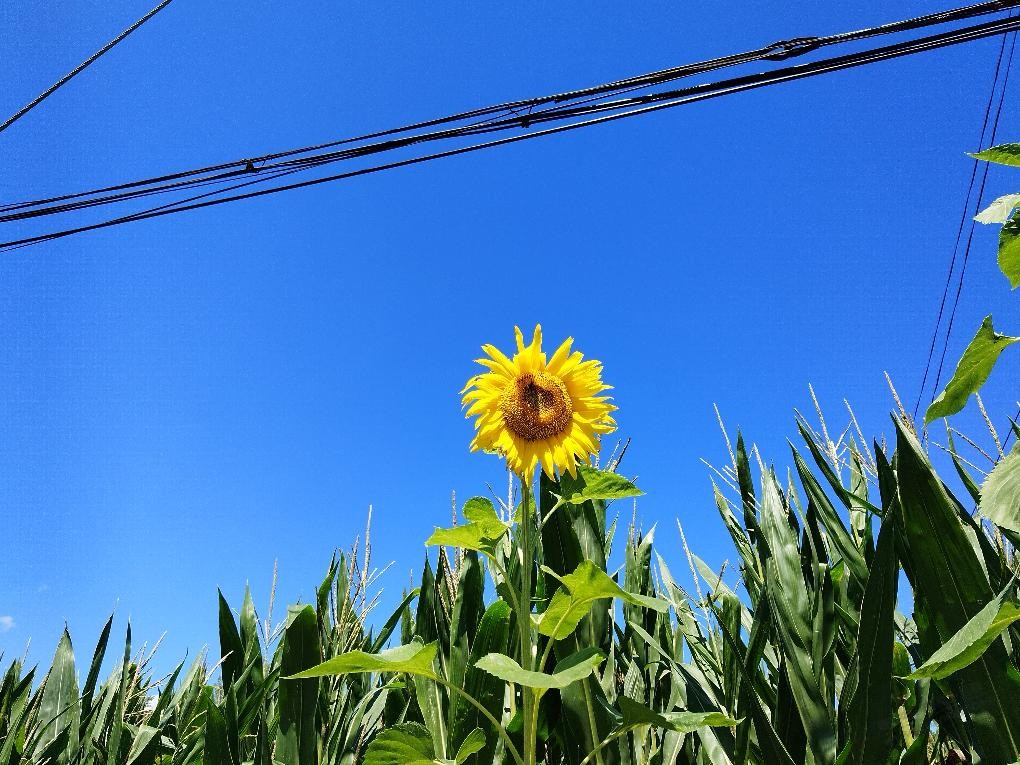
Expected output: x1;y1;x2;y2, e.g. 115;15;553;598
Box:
462;325;617;481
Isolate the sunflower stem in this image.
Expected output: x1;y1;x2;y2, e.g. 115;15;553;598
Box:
518;473;538;765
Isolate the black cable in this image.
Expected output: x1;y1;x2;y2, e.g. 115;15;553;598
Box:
930;26;1016;400
4;0;1018;219
0;0;176;135
914;14;1016;419
4;9;1020;250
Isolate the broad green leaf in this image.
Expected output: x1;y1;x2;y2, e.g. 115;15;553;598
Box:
845;514;898;765
475;647;604;689
615;696;739;734
364;722;436;765
975;193;1020;224
970;142;1020;166
925;316;1020;423
38;628;80;762
894;421;1020;761
276;605;321;765
536;560;665;640
288;639;439;680
982;445;1020;533
910;585;1020;680
454;728;486;763
426;497;509;554
565;463;643;504
1000;207;1020;288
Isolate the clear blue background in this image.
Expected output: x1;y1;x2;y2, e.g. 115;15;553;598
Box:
1;1;1018;673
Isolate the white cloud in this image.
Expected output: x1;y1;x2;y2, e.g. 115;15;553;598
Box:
0;616;13;633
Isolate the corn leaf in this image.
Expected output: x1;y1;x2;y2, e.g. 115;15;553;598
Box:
276;605;321;765
894;421;1020;762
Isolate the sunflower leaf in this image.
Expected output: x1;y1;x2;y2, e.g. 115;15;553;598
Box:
970;143;1020;167
427;497;509;555
975;193;1020;224
565;463;644;504
924;316;1020;423
285;639;438;680
982;445;1020;533
364;722;437;765
475;647;604;689
615;696;740;735
536;560;666;640
909;584;1020;680
454;728;486;764
999;207;1020;289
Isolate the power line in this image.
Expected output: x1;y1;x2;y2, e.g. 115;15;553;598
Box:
930;27;1017;398
0;0;176;135
914;13;1017;419
4;3;1020;251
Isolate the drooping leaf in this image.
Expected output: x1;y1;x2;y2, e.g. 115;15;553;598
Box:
536;560;665;640
1000;207;1020;288
982;445;1020;533
364;722;437;765
925;316;1020;423
565;463;643;504
475;647;604;690
288;639;439;680
970;142;1020;166
910;585;1020;680
614;696;739;734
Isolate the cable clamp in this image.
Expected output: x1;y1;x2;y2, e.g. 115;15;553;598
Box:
762;37;822;61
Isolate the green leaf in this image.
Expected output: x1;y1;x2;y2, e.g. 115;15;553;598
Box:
615;696;739;734
894;421;1020;761
1000;207;1020;288
276;605;321;765
975;193;1020;224
364;722;437;765
982;445;1020;534
475;647;604;689
970;142;1020;166
536;560;666;640
565;463;643;504
426;497;509;555
910;585;1020;680
38;628;80;762
288;639;439;680
845;514;899;765
454;728;486;764
925;316;1020;423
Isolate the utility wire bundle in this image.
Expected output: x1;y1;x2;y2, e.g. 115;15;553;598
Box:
3;0;1020;252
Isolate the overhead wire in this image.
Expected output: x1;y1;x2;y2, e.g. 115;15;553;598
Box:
0;0;176;135
931;27;1016;399
4;3;1020;252
914;12;1017;419
5;0;1015;217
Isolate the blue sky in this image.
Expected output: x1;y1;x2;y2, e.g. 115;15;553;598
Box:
1;1;1018;673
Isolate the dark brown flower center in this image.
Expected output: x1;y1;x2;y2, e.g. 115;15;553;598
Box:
501;372;573;441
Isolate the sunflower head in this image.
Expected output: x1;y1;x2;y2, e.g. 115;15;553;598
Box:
461;325;617;481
